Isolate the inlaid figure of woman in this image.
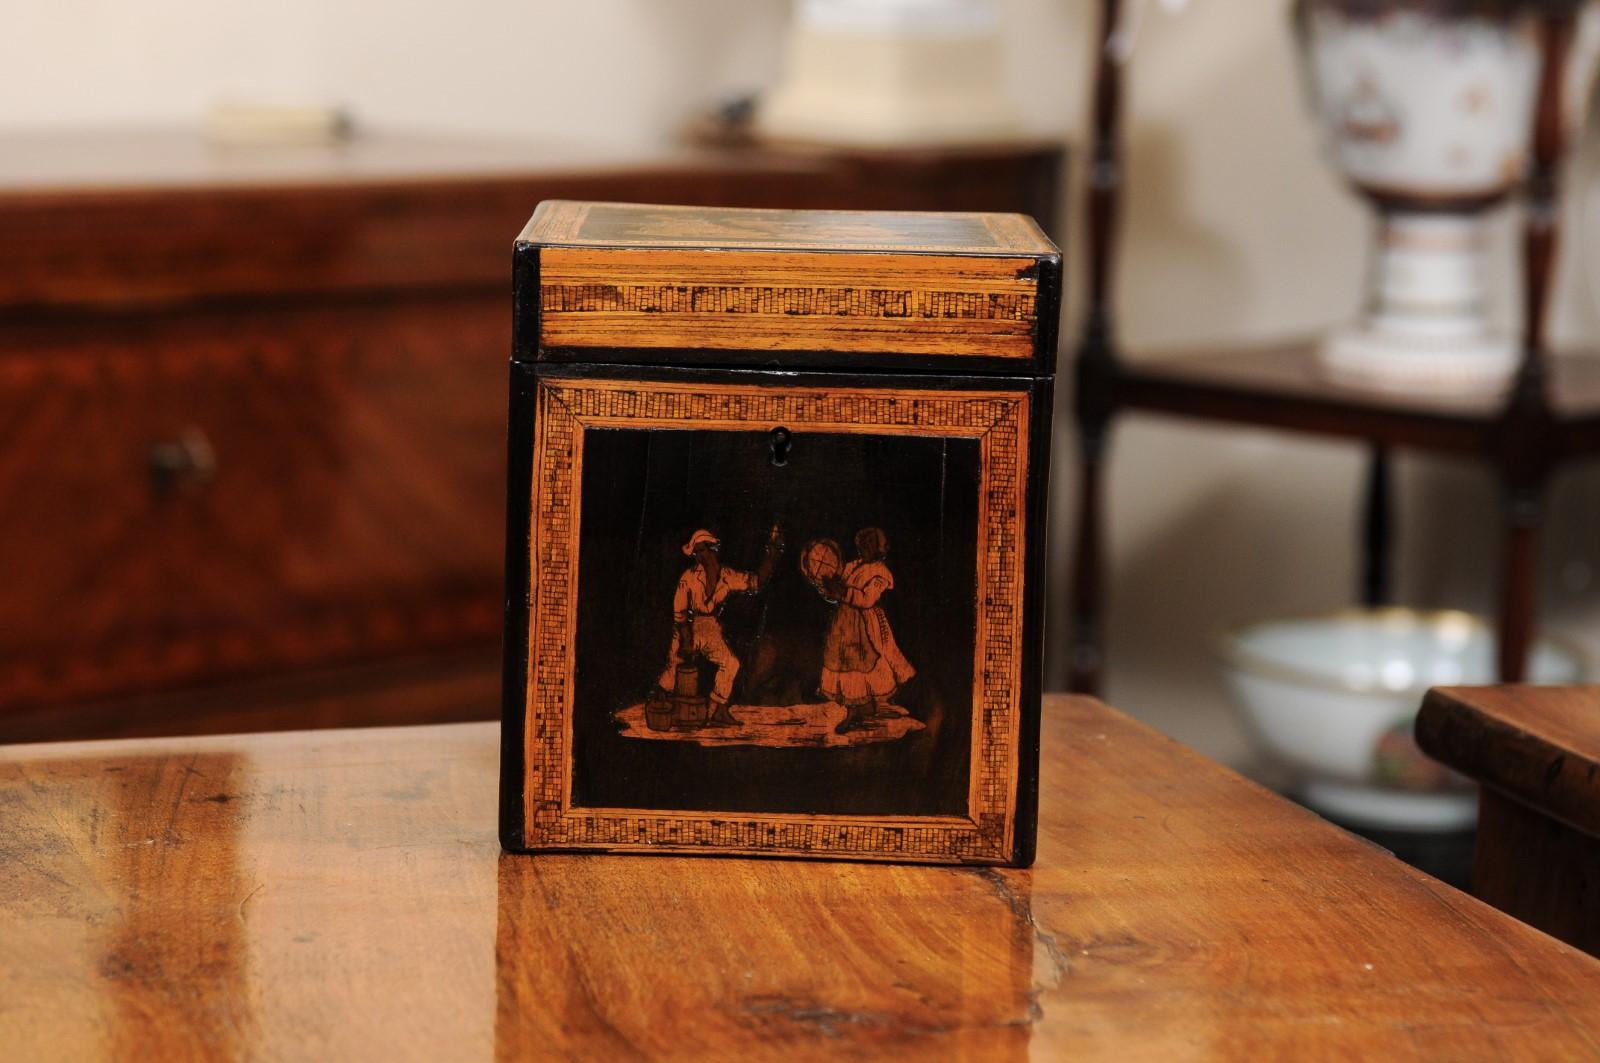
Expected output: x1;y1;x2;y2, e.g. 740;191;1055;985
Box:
818;527;915;734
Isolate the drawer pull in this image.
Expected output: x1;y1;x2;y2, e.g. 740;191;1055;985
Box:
148;429;217;498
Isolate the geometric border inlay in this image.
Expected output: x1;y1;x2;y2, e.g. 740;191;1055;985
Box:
522;376;1029;863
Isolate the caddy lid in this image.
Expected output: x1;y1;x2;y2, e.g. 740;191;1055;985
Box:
515;201;1061;375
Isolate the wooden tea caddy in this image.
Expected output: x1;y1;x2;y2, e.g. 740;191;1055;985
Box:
501;201;1061;865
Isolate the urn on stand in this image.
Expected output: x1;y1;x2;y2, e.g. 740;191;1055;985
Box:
1295;0;1549;394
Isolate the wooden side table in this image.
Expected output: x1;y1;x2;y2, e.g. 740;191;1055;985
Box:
1066;1;1595;695
1418;684;1600;956
4;693;1599;1058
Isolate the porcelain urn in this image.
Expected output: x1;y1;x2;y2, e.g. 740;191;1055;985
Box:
1295;0;1546;393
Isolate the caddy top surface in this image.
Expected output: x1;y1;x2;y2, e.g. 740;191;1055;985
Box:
515;200;1061;372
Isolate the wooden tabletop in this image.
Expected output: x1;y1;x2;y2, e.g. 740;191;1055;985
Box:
4;695;1598;1060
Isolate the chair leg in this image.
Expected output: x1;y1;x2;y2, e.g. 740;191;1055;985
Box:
1496;481;1545;682
1360;445;1393;607
1067;418;1110;696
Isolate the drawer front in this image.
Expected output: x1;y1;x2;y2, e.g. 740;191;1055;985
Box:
0;295;506;708
503;364;1053;863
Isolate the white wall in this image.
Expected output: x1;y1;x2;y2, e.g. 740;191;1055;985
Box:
8;0;1597;763
2;1;785;146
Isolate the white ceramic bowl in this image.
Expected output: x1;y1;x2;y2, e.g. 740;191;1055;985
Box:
1219;609;1583;832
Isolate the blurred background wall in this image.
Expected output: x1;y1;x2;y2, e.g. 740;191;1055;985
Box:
9;0;1597;762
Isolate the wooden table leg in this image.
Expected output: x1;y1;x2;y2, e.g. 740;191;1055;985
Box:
1496;481;1545;682
1360;445;1393;607
1474;786;1600;954
1067;0;1127;699
1489;9;1574;684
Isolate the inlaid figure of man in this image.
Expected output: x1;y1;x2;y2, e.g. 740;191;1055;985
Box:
656;525;783;725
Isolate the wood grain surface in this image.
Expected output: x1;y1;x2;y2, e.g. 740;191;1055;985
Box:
4;695;1599;1060
0;134;1062;314
0;295;506;711
537;247;1043;359
521;201;1058;365
520;201;1056;254
0;648;501;746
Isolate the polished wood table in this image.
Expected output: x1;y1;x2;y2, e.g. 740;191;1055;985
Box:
5;695;1599;1060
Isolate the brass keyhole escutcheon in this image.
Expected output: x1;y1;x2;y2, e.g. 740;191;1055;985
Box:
769;426;792;467
147;427;217;499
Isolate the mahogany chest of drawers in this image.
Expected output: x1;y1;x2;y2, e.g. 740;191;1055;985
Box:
0;133;1062;741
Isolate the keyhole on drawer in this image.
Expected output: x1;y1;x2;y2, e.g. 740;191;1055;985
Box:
147;427;217;500
769;426;792;467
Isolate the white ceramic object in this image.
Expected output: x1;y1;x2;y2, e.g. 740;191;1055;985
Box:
1296;2;1542;394
206;102;353;147
1219;609;1583;831
757;0;1020;147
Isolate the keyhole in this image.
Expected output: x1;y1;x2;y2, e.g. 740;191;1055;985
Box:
769;426;792;467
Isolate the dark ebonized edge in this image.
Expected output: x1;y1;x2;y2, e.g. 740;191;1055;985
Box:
533;345;1054;377
1031;251;1065;375
499;358;536;852
1010;375;1055;868
510;240;541;364
529;360;1040;395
